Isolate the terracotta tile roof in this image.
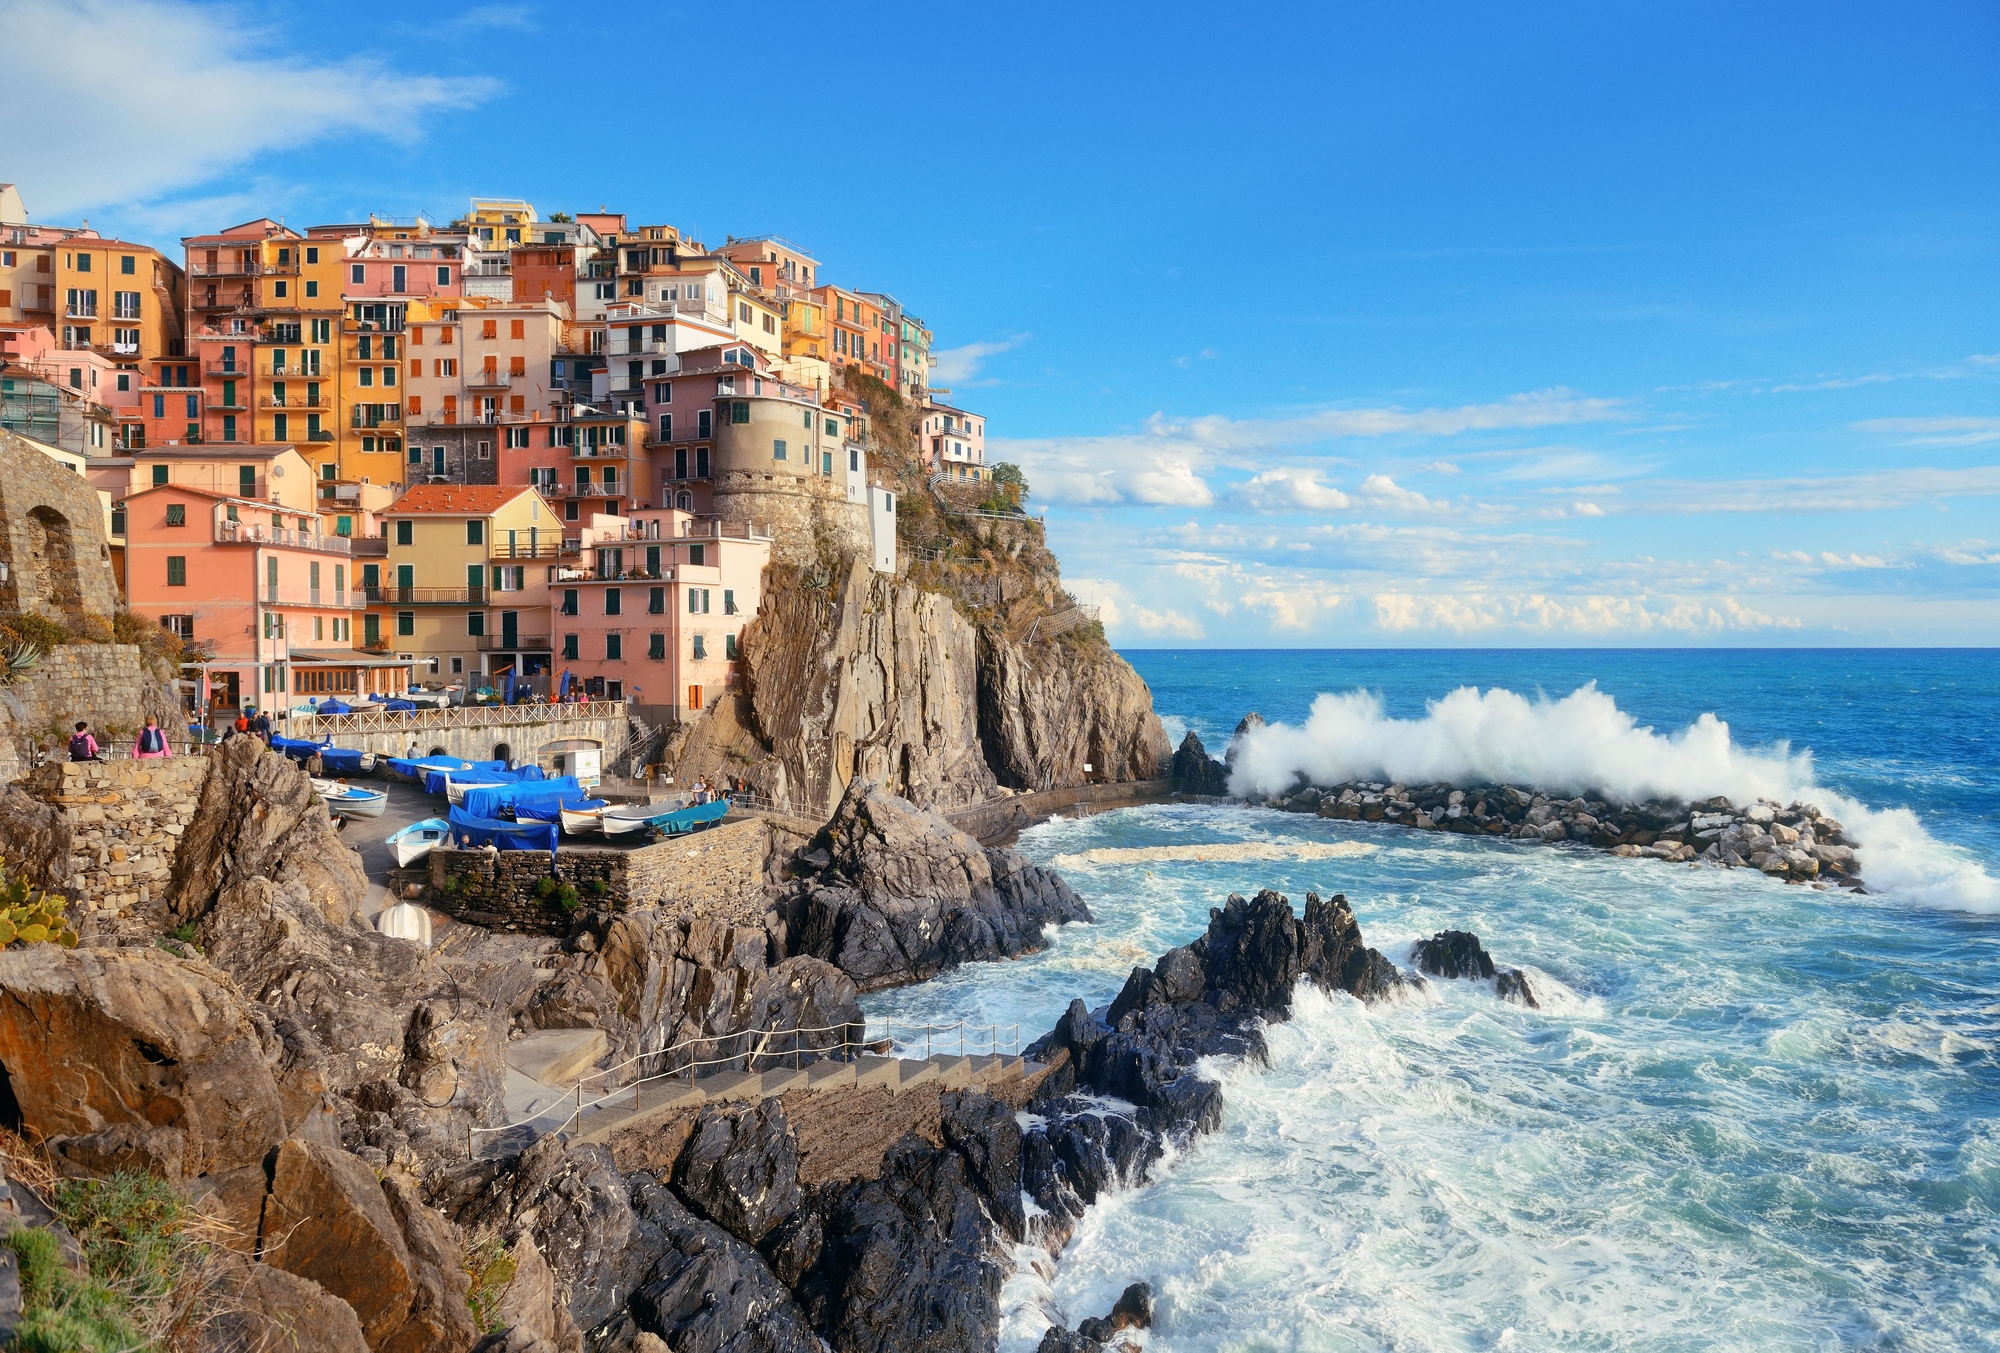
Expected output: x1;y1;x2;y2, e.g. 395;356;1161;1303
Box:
389;484;536;515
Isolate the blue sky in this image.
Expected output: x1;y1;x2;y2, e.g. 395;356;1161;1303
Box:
11;0;1999;644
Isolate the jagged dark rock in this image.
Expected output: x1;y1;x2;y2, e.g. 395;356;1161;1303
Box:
1412;929;1497;980
1223;711;1266;768
1170;730;1230;796
673;1099;803;1245
1414;928;1540;1007
781;781;1091;990
794;1090;1025;1353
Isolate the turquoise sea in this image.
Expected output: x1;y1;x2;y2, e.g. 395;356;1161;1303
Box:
866;650;2000;1351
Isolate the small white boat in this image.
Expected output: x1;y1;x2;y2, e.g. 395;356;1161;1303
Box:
386;817;451;867
445;779;507;807
559;805;605;836
314;779;389;818
599;796;691;837
376;901;433;947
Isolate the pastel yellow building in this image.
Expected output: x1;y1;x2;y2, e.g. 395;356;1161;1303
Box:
365;483;557;688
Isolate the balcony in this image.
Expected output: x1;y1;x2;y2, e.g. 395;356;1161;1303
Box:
364;586;488;604
604;337;676;357
489;540;576;559
260;589;366;610
204;362;249;377
259;365;326;379
464;370;513;390
564;483;624;498
349;537;388;557
569;444;629;459
216;520;353;554
259;394;329;409
350;406;404;428
474;634;549;651
188;260;261;277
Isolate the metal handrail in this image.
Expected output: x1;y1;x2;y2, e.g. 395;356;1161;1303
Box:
466;1016;1023;1154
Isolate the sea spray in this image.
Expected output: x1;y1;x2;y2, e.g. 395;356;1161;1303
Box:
1227;682;2000;913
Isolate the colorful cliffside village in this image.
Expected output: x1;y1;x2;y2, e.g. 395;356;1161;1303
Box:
0;185;994;726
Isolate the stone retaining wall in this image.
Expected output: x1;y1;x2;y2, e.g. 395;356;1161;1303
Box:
0;644;182;784
1;756;210;921
424;818;770;933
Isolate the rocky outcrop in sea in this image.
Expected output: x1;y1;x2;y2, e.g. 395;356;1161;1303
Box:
1174;723;1864;888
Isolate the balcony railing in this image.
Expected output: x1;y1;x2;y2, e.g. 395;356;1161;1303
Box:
216;521;353;554
188;261;261;277
488;540;576;559
364;586;488;604
465;370;513;390
260;589;365;610
259;394;329;409
350;406;404;427
563;483;623;498
259;365;326;379
204;362;249;377
474;634;550;651
604;338;677;357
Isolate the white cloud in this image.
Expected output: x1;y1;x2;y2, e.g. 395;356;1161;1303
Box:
1069;578;1205;639
1851;416;2000;447
6;0;498;219
1235;468;1351;512
1370;592;1803;635
930;334;1028;385
1571;501;1606;516
1416;461;1460;475
1355;473;1446;513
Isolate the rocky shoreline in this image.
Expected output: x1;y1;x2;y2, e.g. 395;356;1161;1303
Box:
1172;724;1865;889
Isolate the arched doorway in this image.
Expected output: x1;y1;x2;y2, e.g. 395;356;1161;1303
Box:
23;505;82;615
428;745;449;757
492;742;512;765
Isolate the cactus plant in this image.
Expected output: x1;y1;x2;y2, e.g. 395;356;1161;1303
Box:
0;859;79;948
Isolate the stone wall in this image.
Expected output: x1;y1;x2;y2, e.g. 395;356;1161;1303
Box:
0;428;120;622
0;643;184;784
282;707;634;773
423;818;770;934
711;471;868;568
0;756;209;922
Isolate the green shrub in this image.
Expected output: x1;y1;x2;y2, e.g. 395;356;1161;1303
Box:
0;612;69;651
462;1234;518;1334
553;883;580;913
6;1170;206;1353
531;876;557;900
585;878;608;896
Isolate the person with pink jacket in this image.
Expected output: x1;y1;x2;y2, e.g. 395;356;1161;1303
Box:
132;717;173;760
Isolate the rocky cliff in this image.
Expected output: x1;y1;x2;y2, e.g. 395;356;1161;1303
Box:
665;544;1169;820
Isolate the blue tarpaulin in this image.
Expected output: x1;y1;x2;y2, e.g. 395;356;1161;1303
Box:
513;796;606;823
318;747;370;774
382;698;417;712
317;699;352;715
387;754;476;779
271;734;330;761
459;777;583;820
446;806;558;852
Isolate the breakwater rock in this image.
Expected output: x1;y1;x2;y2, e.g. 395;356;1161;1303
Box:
1172;720;1864;887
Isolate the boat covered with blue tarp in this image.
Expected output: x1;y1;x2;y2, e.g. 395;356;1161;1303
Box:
459;777;584;820
446;806;558;852
513;796;607;823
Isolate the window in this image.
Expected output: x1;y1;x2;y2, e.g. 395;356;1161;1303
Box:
466;519;485;545
688;587;710;615
510;320;524;340
605;634;622;660
649;586;665;614
692;634;706;660
773;438;787;461
725;633;738;660
467;564;485;591
306;246;319;264
495;566;524;591
562;634;578;660
397;611;415;636
731;402;750;425
481;320;497;340
272;280;287;298
350;264;365;284
688;544;705;567
738;302;752;323
467;611;485;636
649;632;665;659
822;451;832;476
605;589;621;616
658;413;672;441
305;280;319;298
336;515;352;536
723;588;737;615
827;417;840;436
166;555;186;585
560;588;578;615
437;266;450;286
165;502;186;526
395;520;413;545
697;410;711;438
110;509;125;535
152;464;169;486
656;380;671;403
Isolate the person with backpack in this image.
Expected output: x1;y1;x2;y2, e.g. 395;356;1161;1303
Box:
132;717;172;760
68;722;102;762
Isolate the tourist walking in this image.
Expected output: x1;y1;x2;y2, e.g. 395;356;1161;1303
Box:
67;722;102;762
132;717;172;760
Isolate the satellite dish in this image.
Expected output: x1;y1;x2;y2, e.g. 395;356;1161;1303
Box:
271;464;285;477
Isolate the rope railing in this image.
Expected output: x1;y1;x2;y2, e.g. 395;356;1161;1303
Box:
467;1016;1024;1157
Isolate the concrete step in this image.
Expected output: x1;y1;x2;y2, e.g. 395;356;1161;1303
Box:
804;1060;857;1093
503;1067;570;1125
569;1078;704;1145
757;1068;808;1098
506;1028;609;1086
924;1054;974;1089
852;1056;903;1091
895;1059;939;1092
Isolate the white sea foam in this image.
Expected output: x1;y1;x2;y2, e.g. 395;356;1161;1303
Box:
1228;682;2000;914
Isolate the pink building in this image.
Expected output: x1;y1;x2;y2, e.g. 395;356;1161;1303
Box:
920;399;987;481
552;508;770;718
123;482;405;717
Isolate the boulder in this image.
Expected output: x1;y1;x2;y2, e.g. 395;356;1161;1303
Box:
672;1099;803;1245
257;1138;478;1353
1077;1280;1154;1341
783;783;1090;990
203;1257;370;1353
1411;930;1497;981
0;946;288;1182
